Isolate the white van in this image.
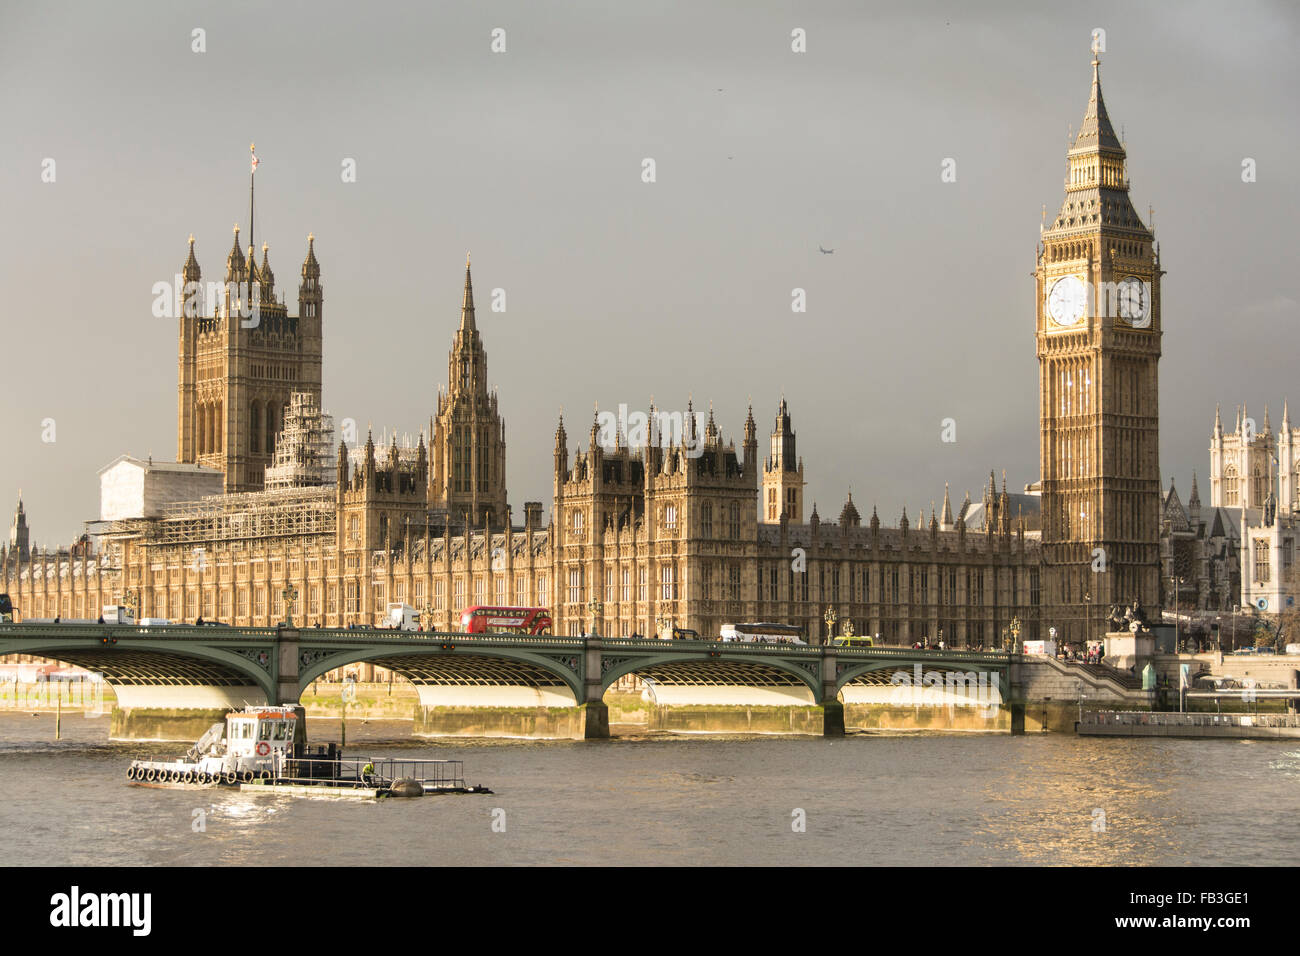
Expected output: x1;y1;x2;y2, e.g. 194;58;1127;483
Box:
385;603;420;631
102;605;136;625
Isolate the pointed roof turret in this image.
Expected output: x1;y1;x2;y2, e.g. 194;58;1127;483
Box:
839;492;860;527
941;482;954;528
183;234;201;283
1189;471;1201;510
301;233;320;282
1263;405;1273;436
1044;46;1149;238
1214;403;1224;439
258;241;275;296
460;253;476;332
225;224;246;281
1283;399;1292;432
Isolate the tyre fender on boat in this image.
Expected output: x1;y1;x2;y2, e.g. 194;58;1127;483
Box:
389;778;423;798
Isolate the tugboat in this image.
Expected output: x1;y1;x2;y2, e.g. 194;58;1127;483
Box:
126;705;491;799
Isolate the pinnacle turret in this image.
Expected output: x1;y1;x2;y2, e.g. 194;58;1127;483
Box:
183;234;201;284
301;233;320;281
225;224;247;282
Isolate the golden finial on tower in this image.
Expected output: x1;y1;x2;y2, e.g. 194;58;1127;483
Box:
262;242;268;253
233;223;240;235
188;233;195;245
466;251;471;266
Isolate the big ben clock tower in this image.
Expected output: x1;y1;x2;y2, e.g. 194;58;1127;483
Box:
1036;46;1163;645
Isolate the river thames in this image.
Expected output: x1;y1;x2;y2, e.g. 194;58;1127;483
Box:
3;713;1297;867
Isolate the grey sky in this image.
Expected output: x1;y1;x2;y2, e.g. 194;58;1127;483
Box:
2;1;1297;545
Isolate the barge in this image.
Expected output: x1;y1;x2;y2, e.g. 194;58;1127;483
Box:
127;705;491;797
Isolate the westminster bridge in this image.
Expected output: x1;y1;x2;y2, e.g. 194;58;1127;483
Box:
0;623;1144;739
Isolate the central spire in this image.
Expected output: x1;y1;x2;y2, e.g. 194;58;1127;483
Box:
460;253;476;332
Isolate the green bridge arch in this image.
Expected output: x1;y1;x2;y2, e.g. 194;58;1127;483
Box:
598;649;822;699
295;643;585;702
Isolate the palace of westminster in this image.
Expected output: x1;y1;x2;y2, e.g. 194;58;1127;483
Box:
4;53;1297;648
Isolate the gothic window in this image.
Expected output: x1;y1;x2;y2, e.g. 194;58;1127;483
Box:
1254;540;1270;584
348;515;360;544
621;568;630;603
569;568;583;604
831;566;840;603
1224;466;1239;507
702;503;713;538
571;510;584;535
454;577;465;610
667;564;681;601
728;564;741;602
495;575;507;605
729;502;741;539
605;568;614;603
638;568;647;602
766;489;776;521
434;579;445;610
664;504;678;531
474;575;485;605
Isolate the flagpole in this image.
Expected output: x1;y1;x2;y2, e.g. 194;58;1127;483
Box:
249;142;255;258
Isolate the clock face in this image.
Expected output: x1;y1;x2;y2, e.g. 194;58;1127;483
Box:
1117;275;1151;328
1047;275;1087;327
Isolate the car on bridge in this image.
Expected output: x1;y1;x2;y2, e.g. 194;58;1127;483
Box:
830;635;874;648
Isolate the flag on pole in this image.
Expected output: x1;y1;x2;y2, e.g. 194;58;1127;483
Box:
251;151;259;173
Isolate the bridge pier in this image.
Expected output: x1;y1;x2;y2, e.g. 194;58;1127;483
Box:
583;636;610;739
821;645;844;737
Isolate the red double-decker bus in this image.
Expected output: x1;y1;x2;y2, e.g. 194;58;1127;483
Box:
459;606;552;635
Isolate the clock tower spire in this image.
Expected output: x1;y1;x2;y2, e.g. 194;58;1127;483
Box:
1036;46;1163;646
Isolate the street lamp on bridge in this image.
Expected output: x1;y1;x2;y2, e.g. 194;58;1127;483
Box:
587;599;604;637
281;584;298;627
824;605;838;644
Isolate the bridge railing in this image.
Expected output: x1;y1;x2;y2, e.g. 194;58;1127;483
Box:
0;622;283;641
302;629;586;648
0;624;1011;666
